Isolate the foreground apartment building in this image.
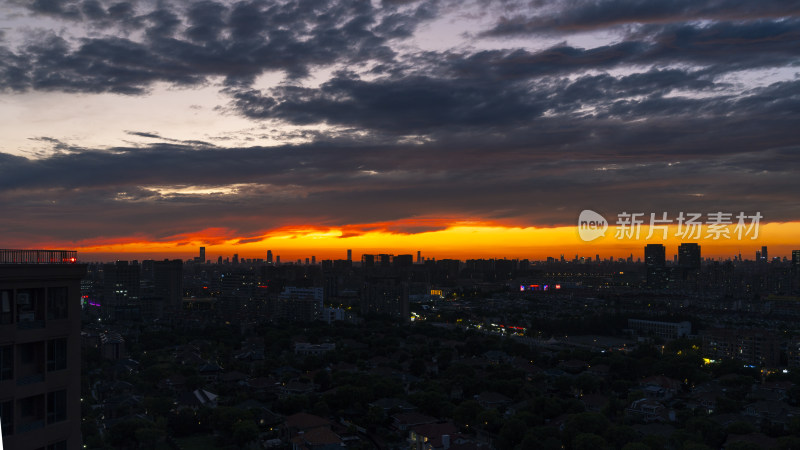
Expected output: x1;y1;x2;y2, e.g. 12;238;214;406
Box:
0;250;86;450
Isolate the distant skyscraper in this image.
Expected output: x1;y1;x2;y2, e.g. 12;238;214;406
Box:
417;251;421;263
276;255;280;264
394;254;413;268
379;254;392;267
233;253;239;264
792;250;800;269
103;260;140;319
361;254;374;268
362;275;409;321
267;250;273;264
347;249;352;261
153;259;183;313
645;244;666;267
762;246;768;261
312;256;316;265
678;243;701;269
645;244;667;288
199;246;205;263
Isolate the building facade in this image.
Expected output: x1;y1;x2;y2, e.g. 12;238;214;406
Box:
0;250;85;450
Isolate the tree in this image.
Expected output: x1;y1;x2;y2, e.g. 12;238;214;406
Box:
563;412;610;439
232;421;259;447
685;417;727;448
497;418;526;450
108;418;153;447
603;425;639;449
572;433;607;450
725;442;762;450
313;370;332;391
366;405;387;429
134;427;164;450
409;358;427;377
144;396;173;419
453;400;483;427
477;409;502;434
169;408;204;437
621;443;651;450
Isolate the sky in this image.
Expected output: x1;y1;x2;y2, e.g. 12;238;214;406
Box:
1;0;799;262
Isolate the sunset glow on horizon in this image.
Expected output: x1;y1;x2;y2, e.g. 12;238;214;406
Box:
64;221;800;262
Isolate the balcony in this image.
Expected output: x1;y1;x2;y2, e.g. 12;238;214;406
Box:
17;373;45;386
17;419;45;434
17;320;45;330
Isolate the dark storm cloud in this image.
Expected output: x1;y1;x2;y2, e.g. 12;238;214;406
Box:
1;0;435;93
483;0;800;35
232;73;546;132
29;0;82;19
224;14;799;133
464;19;800;80
21;0;140;27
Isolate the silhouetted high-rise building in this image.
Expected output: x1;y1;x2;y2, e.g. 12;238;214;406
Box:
645;244;668;288
793;250;800;274
762;246;768;261
233;254;239;264
0;249;85;450
644;244;666;267
270;287;323;322
199;247;205;263
393;254;413;268
378;254;392;268
361;254;374;269
417;251;421;263
267;250;273;264
361;276;409;321
103;261;140;319
678;243;701;269
347;249;352;261
153;259;183;312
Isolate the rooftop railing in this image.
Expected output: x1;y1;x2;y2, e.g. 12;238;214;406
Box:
0;249;78;264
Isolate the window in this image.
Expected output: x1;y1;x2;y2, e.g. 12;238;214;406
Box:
0;290;11;325
0;345;12;380
16;289;44;326
18;394;44;431
47;339;67;372
46;287;68;320
0;400;12;435
47;390;66;424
